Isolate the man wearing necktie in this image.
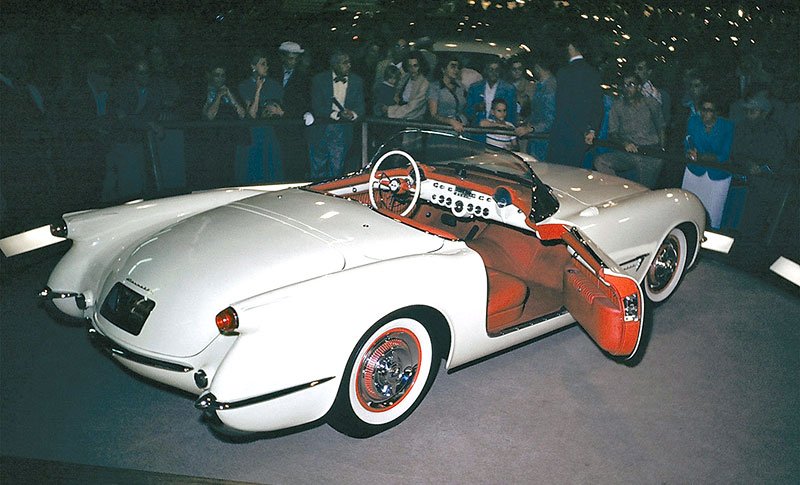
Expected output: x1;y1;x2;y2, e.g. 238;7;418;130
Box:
309;51;364;180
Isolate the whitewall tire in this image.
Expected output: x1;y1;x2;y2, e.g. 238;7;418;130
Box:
329;317;439;438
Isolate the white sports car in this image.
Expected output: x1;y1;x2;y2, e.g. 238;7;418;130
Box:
40;130;705;437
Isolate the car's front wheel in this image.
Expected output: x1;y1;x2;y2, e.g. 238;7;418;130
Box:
645;227;688;303
329;317;439;438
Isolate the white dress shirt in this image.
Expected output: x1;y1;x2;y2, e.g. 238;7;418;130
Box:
331;72;348;119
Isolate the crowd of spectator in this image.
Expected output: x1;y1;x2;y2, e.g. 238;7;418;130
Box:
1;24;798;242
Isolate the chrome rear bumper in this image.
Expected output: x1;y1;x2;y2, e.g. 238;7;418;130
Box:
195;376;335;412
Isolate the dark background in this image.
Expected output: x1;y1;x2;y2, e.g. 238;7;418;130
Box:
2;0;798;105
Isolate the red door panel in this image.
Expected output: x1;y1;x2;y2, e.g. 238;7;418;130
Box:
537;223;644;359
563;262;641;357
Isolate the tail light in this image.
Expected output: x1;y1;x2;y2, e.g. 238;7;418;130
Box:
623;293;640;322
215;307;239;334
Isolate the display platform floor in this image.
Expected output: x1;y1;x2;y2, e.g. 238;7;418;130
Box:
1;248;798;484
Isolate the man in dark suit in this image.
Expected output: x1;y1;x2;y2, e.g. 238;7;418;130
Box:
309;50;365;180
547;33;603;167
275;41;311;180
103;59;168;201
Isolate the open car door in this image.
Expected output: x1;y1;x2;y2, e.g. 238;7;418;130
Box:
538;224;644;359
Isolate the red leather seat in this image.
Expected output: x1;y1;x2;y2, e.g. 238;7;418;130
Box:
486;268;529;333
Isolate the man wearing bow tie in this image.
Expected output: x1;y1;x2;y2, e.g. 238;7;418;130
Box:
309;51;365;180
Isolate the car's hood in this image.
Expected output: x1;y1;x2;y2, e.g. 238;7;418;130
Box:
97;189;444;357
532;162;649;218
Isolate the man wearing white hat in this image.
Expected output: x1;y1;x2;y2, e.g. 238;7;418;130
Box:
276;41;311;180
278;42;303;87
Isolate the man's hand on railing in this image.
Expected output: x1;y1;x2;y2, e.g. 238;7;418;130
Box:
515;124;533;138
589;139;666;158
263;103;284;118
446;118;465;134
743;161;775;175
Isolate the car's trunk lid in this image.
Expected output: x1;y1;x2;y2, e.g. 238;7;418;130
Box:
95;189;443;357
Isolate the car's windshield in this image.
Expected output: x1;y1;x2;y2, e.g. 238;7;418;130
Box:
369;131;559;223
370;131;535;185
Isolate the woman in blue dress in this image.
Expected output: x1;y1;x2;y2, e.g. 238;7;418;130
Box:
236;52;284;183
681;97;734;229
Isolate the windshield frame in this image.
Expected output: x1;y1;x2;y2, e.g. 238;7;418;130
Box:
369;130;559;222
369;130;531;183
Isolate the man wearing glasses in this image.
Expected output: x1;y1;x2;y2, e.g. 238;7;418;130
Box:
509;59;535;119
592;73;666;188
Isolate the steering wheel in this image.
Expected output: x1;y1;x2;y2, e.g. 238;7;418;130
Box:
368;149;422;217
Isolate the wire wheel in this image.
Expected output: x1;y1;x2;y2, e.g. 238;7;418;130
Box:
645;227;687;303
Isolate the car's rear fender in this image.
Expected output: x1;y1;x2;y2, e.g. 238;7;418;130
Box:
206;244;485;432
46;189;265;318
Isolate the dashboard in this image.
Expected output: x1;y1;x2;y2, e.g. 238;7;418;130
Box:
420;179;527;227
322;168;532;230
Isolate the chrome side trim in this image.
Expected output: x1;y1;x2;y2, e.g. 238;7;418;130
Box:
39;286;86;309
87;327;193;373
619;254;649;273
492;307;571;337
195;376;336;412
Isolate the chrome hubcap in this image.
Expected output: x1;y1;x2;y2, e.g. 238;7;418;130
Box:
648;235;679;292
358;331;419;410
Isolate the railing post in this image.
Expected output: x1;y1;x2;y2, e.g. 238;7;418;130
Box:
764;178;793;246
361;120;369;168
145;129;162;193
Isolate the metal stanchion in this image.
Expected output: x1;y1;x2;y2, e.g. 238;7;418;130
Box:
762;176;797;246
145;130;162;193
361;122;369;168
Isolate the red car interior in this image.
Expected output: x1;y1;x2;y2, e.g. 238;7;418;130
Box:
311;162;640;355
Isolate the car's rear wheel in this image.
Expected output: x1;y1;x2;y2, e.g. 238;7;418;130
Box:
329;317;439;438
645;227;688;303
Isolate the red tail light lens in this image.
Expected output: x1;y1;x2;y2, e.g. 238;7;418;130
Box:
215;307;239;334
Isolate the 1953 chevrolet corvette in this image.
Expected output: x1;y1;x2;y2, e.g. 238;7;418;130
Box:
39;130;705;437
